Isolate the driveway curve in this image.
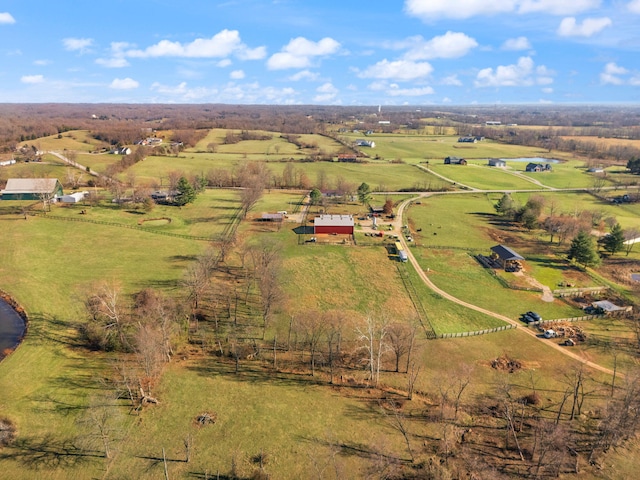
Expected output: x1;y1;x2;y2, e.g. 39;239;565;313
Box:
394;194;616;377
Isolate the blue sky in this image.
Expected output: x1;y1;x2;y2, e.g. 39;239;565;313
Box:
1;0;640;105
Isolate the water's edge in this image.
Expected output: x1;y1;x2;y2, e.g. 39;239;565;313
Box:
0;291;28;361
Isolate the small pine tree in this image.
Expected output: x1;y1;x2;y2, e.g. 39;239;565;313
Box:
568;231;601;268
357;182;372;205
175;176;196;206
602;223;625;255
495;193;516;218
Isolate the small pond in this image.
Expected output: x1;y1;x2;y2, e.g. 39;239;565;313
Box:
632;274;640;282
0;298;26;360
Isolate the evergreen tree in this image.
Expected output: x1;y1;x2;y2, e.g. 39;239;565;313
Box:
626;157;640;174
357;182;372;205
309;188;322;205
568;231;601;268
175;176;196;206
495;193;516;218
602;223;625;255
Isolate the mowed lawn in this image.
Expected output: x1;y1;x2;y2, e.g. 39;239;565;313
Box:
341;133;556;162
406;194;586;320
427;163;543;190
37;188;243;239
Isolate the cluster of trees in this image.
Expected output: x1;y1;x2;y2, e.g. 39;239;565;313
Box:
495;193;637;267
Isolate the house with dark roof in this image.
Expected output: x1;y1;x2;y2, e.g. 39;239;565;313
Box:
526;162;552;172
1;178;63;201
490;244;524;271
444;156;467;165
488;158;506;167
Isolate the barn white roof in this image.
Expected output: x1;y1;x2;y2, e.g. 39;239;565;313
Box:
314;214;354;227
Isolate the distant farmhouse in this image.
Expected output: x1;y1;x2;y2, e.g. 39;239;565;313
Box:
488;158;506;168
0;159;16;167
355;139;375;148
486;121;501;126
313;214;354;235
110;147;132;155
1;178;63;201
525;162;552;172
444;156;467;165
458;136;483;143
337;154;359;163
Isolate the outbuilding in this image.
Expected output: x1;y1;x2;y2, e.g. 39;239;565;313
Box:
490;244;524;271
313;214;354;235
60;191;88;203
488;158;506;167
1;178;63;201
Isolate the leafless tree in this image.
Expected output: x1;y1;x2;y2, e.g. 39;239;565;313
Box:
298;310;327;376
387;322;416;373
76;394;124;460
83;281;132;352
356;312;390;387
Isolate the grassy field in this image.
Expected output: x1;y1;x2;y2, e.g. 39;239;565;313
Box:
427;163;544;190
3;127;640;478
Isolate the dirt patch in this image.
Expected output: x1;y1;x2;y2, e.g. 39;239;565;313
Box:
138;217;172;226
490;354;523;373
0;417;16;447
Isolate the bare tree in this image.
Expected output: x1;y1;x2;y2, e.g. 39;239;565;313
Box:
83;281;132;352
356;312;390;387
298;310;327;376
387;322;416;373
76;394;124;460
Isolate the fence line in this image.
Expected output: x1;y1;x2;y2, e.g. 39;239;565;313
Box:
528;314;606;327
552;286;609;297
396;264;437;339
438;324;517;338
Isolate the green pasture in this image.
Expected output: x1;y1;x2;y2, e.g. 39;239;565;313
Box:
513;159;617;189
342;133;556;162
99;362;408;480
74;152;120;174
19;130;108;153
508;191;640;230
42;188;242;239
427;163;544;190
0;156;70;181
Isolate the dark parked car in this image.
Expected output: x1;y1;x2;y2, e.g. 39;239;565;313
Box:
521;311;541;323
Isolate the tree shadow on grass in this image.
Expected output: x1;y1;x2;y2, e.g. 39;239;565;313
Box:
299;435;409;464
26;312;85;349
0;434;103;469
185;357;328;390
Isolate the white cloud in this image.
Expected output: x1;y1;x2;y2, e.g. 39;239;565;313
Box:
501;36;531;51
629;0;640;14
600;62;629;85
518;0;600;15
126;30;266;60
441;75;463;86
109;77;139;90
217;59;232;67
387;86;435;96
21;75;44;84
0;12;16;24
63;38;94;53
359;59;433;81
151;82;189;95
230;70;245;79
403;32;478;60
313;82;339;103
267;37;340;70
404;0;599;19
542;87;554;93
33;59;51;66
289;70;319;81
96;57;130;68
404;0;516;20
557;17;612;37
475;56;553;87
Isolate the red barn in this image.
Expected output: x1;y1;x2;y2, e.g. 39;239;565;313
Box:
313;214;354;235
